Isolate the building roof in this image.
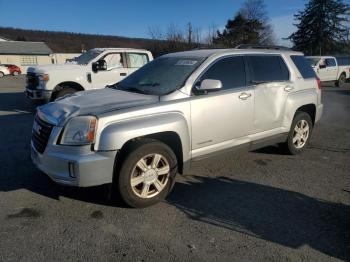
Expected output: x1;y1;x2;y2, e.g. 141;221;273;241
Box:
0;41;53;55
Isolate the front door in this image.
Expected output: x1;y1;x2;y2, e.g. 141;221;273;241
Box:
91;52;129;87
324;58;338;81
190;56;254;155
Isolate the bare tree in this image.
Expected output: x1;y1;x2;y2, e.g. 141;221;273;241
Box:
239;0;275;45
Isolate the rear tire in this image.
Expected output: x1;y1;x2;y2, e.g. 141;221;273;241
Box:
336;73;346;88
114;139;178;208
54;87;76;100
0;72;4;78
280;112;313;155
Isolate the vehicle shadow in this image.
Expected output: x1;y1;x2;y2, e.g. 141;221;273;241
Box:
167;176;350;261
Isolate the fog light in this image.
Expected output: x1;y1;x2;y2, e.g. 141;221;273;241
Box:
68;162;76;178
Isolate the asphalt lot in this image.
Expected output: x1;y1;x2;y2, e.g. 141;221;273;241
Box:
0;75;349;262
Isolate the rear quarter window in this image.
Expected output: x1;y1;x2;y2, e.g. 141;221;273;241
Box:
290;55;316;79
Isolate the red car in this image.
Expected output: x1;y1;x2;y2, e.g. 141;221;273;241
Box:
2;64;21;76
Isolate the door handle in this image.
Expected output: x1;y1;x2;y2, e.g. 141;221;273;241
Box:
120;72;127;76
239;92;252;100
284;86;294;92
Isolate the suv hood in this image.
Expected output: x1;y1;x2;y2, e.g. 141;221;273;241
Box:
37;88;159;126
27;64;84;74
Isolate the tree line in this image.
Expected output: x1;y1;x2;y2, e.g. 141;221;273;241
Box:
0;0;349;56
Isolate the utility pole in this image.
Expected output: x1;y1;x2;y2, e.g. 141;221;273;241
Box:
187;22;193;47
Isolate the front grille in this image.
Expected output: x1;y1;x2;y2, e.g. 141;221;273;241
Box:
26;72;39;90
32;115;54;154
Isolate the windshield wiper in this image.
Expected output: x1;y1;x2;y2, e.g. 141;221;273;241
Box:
139;82;160;87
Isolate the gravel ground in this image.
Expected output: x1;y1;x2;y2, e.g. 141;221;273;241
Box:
0;75;349;262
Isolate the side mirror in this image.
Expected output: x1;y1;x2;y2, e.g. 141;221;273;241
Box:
196;79;223;93
319;64;326;69
92;59;107;73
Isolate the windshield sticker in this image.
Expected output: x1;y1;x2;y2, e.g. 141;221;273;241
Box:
175;60;198;66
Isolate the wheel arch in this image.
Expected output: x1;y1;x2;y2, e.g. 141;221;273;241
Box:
295;104;316;125
96;113;191;174
51;81;85;100
115;131;185;174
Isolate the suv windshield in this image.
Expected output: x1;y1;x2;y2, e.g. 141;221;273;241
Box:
306;57;320;67
113;56;206;96
74;50;103;65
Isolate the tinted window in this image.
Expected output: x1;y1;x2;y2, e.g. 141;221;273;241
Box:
325;58;336;67
247;55;289;83
199;56;246;90
290;55;316;79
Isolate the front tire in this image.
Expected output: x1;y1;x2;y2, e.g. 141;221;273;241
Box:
280;112;313;155
115;139;178;208
13;71;19;76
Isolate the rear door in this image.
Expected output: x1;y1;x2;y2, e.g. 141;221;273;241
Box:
246;55;291;133
126;52;150;75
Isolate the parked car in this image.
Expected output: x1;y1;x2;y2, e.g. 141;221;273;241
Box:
26;48;153;102
0;65;10;78
31;47;323;208
1;64;22;76
306;56;350;87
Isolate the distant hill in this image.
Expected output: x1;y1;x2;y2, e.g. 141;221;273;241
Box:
0;27;156;53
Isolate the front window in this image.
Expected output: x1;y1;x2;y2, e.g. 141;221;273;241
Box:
75;50;103;65
113;56;206;96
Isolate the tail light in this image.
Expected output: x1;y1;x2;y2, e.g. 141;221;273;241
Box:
316;77;321;90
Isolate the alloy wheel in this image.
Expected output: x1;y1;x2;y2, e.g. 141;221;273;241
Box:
130;153;170;199
293;120;310;149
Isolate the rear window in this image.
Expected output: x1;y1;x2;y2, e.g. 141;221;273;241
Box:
247;55;290;83
290;55;316;79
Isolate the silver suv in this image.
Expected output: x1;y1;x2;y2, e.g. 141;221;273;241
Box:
31;48;323;207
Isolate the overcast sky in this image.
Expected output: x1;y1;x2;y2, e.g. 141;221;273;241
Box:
0;0;304;45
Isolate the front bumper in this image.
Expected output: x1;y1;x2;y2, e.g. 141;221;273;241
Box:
31;126;117;187
26;87;52;102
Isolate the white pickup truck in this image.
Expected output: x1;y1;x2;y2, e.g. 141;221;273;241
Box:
26;48;153;102
306;56;350;87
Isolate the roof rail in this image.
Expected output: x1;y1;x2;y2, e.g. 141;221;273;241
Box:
236;44;291;51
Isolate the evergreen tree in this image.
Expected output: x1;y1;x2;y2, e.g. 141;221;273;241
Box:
288;0;350;55
214;14;262;47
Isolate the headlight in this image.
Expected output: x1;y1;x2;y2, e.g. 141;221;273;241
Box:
60;116;97;145
37;74;49;89
38;74;49;82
